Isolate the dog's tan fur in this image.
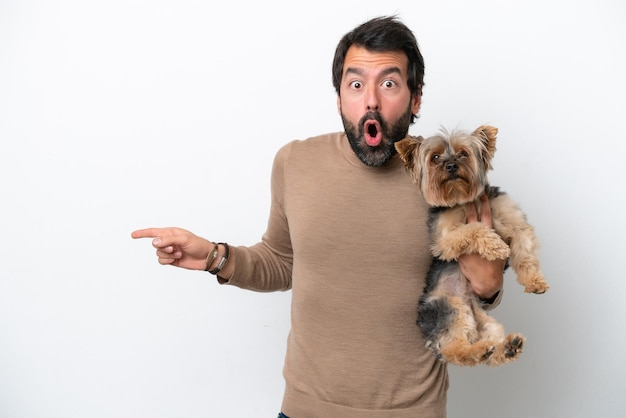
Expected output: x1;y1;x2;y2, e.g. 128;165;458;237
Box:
395;125;548;366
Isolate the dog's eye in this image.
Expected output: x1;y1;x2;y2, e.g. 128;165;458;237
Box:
431;154;440;163
458;150;469;159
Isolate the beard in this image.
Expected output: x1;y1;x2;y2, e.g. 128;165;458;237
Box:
341;103;413;167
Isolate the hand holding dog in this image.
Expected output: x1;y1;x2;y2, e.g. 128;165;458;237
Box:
459;194;505;300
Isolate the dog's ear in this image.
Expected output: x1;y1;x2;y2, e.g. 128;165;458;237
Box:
395;136;422;170
472;125;497;170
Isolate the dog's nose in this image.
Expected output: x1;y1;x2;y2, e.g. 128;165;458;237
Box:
446;162;458;173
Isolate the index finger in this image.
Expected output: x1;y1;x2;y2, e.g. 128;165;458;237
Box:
131;228;167;239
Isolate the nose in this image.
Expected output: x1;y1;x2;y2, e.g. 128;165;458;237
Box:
365;85;380;111
445;162;458;173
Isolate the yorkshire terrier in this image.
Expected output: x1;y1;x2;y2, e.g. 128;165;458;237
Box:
395;125;549;367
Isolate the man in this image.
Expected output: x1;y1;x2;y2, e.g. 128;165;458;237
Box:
132;15;504;417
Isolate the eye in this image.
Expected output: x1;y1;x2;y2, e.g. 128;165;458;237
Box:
350;80;363;89
458;150;469;159
431;154;440;163
382;79;397;89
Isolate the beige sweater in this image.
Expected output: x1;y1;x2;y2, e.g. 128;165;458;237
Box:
224;132;448;417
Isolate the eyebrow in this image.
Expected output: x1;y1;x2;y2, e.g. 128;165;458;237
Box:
344;66;403;79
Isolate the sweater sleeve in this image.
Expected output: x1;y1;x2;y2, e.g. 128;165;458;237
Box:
480;288;503;311
217;142;294;292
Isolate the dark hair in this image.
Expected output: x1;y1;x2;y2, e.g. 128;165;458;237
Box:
332;15;425;105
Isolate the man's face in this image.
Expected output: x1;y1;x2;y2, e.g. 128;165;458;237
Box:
337;46;421;167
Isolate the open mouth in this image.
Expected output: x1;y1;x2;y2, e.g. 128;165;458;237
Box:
364;120;382;147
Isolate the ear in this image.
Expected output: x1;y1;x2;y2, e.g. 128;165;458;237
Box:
411;94;422;116
472;125;498;170
395;136;421;170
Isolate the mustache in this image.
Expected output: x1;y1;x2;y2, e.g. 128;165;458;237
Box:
358;111;386;133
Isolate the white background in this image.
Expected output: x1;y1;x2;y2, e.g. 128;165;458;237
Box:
1;0;625;417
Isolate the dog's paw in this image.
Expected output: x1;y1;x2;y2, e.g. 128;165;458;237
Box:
480;345;496;361
525;282;549;294
473;229;511;260
483;243;511;261
520;272;550;294
504;334;525;358
434;223;510;261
